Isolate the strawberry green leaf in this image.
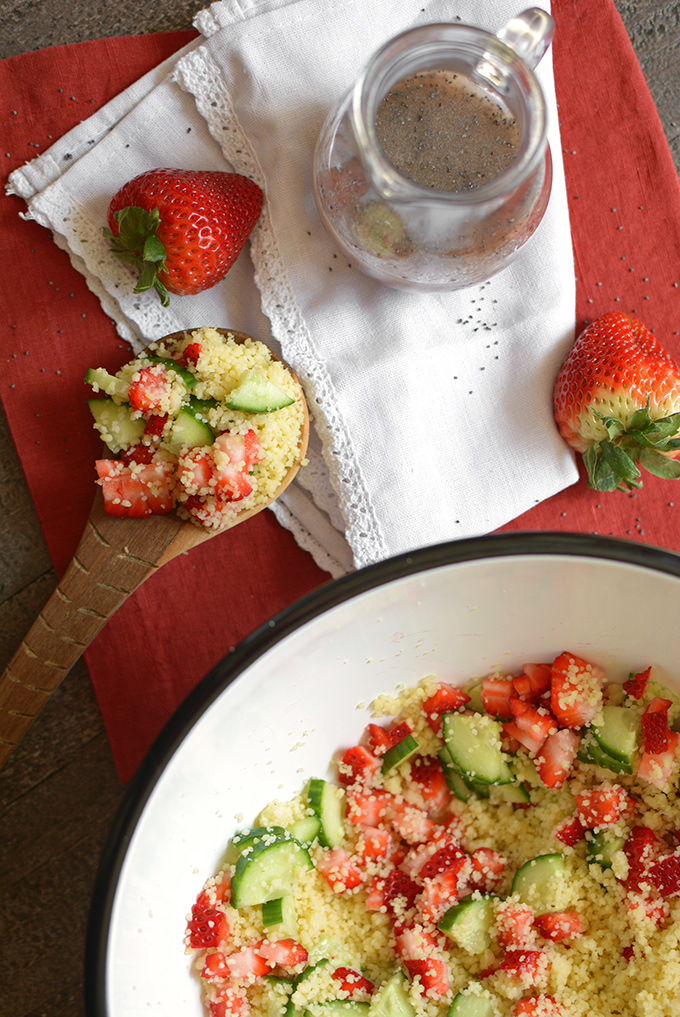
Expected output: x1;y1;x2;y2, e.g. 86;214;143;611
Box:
103;205;170;307
585;441;641;492
637;447;680;480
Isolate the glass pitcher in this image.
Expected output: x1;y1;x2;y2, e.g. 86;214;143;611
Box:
312;9;555;291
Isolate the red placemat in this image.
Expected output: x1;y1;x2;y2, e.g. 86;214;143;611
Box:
1;1;679;781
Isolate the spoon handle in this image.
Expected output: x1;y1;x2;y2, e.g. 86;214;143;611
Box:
0;496;190;769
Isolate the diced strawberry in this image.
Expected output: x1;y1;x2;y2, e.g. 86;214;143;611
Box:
534;729;580;789
128;365;173;413
209;985;250;1017
494;949;550;983
550;652;604;729
358;826;392;863
338;745;382;787
422;683;470;733
224;945;270;981
501;719;546;757
317;847;362;893
622;826;661;891
100;460;174;518
623;666;651;700
637;731;679;790
403;957;450;997
187;905;230;948
512;996;565;1016
179;342;202;366
522;663;553;698
211;430;264;501
534;911;583;942
481;676;514;719
196;873;231;909
647;850;680;897
202;951;230;982
624;893;670;925
346;789;393;826
388;721;413;745
381;868;421;917
394;924;439;960
385;800;439;844
496;906;535;950
574;784;634;829
143;412;169;437
365;723;393;757
256;938;308;970
178;449;214;494
418;842;470;881
409;755;451;813
641;697;672;754
554;815;586;847
417;869;462;923
119;442;156;465
365;876;387;911
512;675;533;700
331;967;375;998
501;730;522;754
469;847;506;891
513;706;558;756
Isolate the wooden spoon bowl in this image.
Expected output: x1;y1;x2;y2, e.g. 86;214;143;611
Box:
0;329;309;769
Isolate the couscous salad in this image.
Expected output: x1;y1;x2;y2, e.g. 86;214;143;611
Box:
185;653;680;1017
85;327;305;529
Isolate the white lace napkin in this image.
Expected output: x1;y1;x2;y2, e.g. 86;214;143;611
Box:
8;0;577;578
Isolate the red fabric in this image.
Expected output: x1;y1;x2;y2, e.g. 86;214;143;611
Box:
1;3;679;780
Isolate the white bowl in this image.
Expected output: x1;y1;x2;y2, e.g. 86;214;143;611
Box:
85;532;680;1016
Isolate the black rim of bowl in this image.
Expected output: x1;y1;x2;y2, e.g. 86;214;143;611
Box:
84;530;680;1016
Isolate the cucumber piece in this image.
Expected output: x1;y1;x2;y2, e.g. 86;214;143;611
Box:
381;734;419;775
442;712;513;786
578;734;633;775
287;816;322;846
144;354;198;387
88;398;145;453
230;837;313;908
306;1004;370;1017
465;682;485;714
439;749;473;802
586;830;626;869
189;396;220;421
437;895;496;954
84;366;129;401
224;825;290;865
227;369;295;413
448;986;498;1017
307;779;346;848
166;406;214;452
262;895;298;936
368;971;416;1017
489;780;531;805
511;853;566;912
593;705;640;765
262;978;294;1017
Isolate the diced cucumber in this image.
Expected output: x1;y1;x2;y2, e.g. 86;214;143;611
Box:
88;398;145;453
368;971;416;1017
381;734;419;775
189;396;220;421
448;985;498;1017
166;406;214;453
305;1003;370;1017
144;354;198;387
511;853;565;912
437;895;496;954
489;780;531;806
84;366;129;401
305;936;355;969
593;705;640;766
287;816;322;847
465;682;485;714
230;837;313;908
439;749;473;802
224;825;290;865
442;712;513;786
262;895;298;937
578;734;633;775
586;830;626;869
307;779;346;848
261;976;294;1017
227;369;295;413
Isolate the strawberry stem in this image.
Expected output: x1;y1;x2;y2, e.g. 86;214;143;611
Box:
103;206;170;307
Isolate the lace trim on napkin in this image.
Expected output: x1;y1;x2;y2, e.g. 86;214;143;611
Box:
173;47;389;569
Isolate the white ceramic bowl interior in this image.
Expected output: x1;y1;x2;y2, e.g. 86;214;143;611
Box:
86;533;680;1017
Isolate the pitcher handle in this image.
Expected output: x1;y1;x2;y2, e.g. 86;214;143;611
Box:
496;7;555;69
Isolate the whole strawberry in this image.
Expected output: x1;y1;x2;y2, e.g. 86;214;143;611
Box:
104;168;263;306
554;312;680;491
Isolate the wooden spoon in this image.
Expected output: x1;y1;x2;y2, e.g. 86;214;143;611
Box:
0;329;309;770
